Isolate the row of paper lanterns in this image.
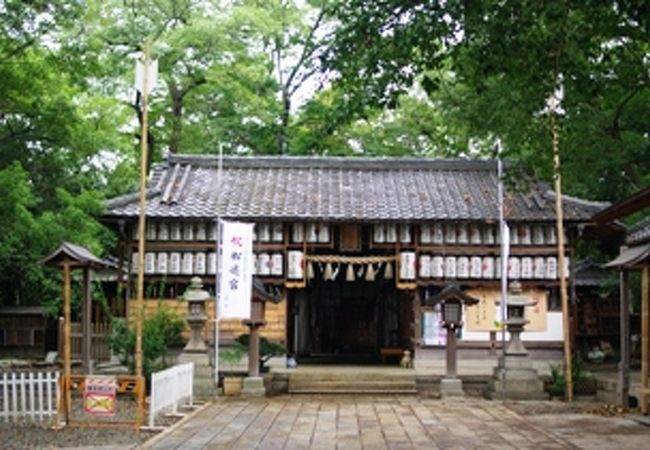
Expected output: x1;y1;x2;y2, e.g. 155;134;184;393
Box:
403;253;567;280
133;220;558;247
131;250;567;281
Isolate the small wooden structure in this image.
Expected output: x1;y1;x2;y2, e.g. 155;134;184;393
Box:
595;186;650;413
245;278;283;377
42;242;144;428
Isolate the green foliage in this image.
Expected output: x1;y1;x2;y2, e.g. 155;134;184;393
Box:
219;341;247;372
548;356;595;398
107;306;185;380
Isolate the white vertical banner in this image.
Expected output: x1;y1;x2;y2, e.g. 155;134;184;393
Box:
217;220;253;319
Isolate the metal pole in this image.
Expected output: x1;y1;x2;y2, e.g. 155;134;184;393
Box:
214;143;224;386
135;37;152;379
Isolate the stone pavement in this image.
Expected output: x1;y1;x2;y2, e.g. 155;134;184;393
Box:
143;395;650;449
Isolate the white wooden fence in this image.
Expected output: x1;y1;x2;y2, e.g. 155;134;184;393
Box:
149;363;194;428
0;371;59;422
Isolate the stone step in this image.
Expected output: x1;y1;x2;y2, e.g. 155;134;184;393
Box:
289;388;418;394
288;374;417;394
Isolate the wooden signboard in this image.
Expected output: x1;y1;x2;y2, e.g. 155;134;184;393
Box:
465;287;548;332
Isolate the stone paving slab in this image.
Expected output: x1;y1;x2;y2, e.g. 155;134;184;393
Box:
144;395;650;450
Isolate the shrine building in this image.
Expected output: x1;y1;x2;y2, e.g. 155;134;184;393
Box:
102;154;605;368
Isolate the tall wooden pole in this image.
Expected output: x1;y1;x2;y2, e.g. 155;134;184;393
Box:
135;38;152;378
642;266;649;415
551;104;573;401
63;262;72;420
619;270;630;407
82;267;92;374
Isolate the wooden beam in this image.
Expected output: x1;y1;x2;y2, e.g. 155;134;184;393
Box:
63;262;71;421
619;270;630;407
642;266;649;415
83;267;92;374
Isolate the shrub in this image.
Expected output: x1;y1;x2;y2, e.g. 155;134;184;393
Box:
235;334;285;372
108;306;185;381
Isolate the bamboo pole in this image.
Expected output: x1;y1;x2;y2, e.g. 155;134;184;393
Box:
642;266;649;415
63;261;72;421
551;106;573;401
135;38;152;379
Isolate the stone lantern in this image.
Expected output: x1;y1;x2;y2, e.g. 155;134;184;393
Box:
183;277;209;352
502;281;536;356
489;281;546;399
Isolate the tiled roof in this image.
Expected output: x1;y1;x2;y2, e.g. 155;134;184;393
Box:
627;217;650;245
104;154;607;222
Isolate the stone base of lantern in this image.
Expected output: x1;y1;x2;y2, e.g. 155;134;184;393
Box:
241;376;266;397
178;352;216;400
440;378;464;397
488;356;546;400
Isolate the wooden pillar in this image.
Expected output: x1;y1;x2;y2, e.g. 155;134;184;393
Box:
446;327;457;378
619;270;630;407
248;325;261;377
642;266;649;415
82;267;92;374
62;262;72;420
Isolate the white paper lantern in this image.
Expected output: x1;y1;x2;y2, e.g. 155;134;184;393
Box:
318;223;330;243
432;223;444;244
258;253;270;275
510;224;519;245
445;256;457;278
373;224;385;243
399;225;411;243
420;224;432;244
469;224;482;245
482;256;495;279
546;256;557;279
457;223;469;244
445;223;457;244
156;253;168;274
386;224;397;243
271;253;283;276
287;250;304;280
532;225;545;245
158;222;169;241
195;222;207;241
519;225;531;245
545;225;557;245
131;252;139;274
272;223;284;242
533;257;546;279
470;256;482;278
431;256;444;278
483;224;495;245
207;252;217;275
208;222;217;241
508;257;521;279
521;257;533;279
305;223;317;243
258;223;271;242
146;223;157;241
292;223;304;243
145;252;156;273
183;222;194;241
182;253;194;275
457;256;469;278
169;252;181;274
399;252;416;280
418;255;431;278
194;252;206;275
170;222;182;241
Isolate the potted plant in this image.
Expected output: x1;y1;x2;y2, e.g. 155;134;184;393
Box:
219;342;246;396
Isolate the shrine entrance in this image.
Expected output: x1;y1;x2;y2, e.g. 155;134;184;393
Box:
288;276;413;363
